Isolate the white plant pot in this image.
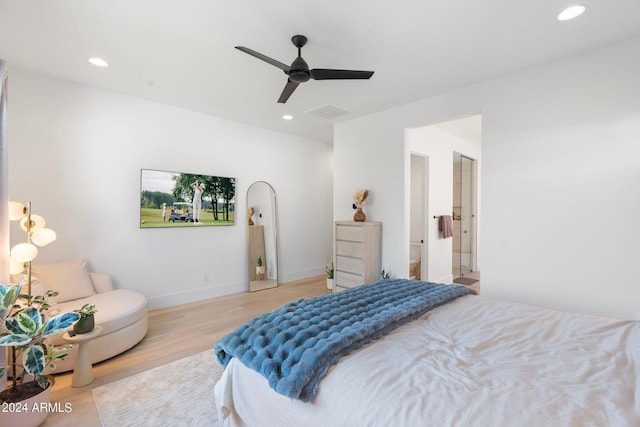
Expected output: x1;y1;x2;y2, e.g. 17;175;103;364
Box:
0;382;51;427
256;266;266;275
326;278;334;290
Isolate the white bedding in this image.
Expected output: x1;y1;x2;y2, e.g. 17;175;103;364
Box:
215;294;640;426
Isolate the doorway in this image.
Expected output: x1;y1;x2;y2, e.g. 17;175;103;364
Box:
452;152;476;279
409;153;427;280
405;113;481;284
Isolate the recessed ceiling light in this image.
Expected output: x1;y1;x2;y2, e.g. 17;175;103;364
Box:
88;57;109;67
557;5;586;21
282;114;293;120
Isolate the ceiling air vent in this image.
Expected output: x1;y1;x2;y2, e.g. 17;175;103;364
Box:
306;104;351;120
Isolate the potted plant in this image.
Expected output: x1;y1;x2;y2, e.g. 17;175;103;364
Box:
0;277;80;426
256;256;266;278
325;262;335;290
73;303;97;334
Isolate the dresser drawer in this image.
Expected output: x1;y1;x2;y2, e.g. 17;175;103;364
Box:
336;240;363;258
333;221;381;295
336;225;364;241
336;255;363;275
336;271;362;288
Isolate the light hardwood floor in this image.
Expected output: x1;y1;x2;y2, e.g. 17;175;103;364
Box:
41;273;480;426
42;275;330;427
459;271;481;294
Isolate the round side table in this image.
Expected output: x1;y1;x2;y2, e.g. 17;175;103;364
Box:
62;325;103;387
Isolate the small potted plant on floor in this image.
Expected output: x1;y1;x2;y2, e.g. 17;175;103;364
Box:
73;303;97;334
325;262;335;290
0;277;80;427
256;256;266;279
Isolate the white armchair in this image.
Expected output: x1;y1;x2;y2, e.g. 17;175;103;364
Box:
28;260;148;374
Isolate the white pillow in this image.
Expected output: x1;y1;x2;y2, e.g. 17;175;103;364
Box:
31;260;96;303
27;277;60;316
8;276;60;317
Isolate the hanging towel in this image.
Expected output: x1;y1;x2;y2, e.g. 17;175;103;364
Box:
439;215;454;239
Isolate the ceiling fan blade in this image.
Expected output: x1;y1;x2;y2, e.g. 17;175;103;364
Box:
235;46;291;72
310;69;374;80
278;79;300;103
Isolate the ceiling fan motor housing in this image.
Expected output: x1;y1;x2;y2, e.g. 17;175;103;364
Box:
288;57;310;82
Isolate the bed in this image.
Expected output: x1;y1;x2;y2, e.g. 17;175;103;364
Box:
214;279;640;427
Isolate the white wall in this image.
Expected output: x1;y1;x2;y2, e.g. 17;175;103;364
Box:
335;36;640;319
334;116;406;277
7;69;333;309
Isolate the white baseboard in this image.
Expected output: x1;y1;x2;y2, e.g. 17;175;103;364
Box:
434;274;455;284
146;266;327;310
279;266;325;284
146;280;245;310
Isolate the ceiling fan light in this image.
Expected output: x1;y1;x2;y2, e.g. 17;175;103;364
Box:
557;5;586;21
89;57;109;67
10;243;38;263
8;201;27;221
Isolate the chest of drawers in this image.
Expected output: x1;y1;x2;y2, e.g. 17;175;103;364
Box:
334;221;382;292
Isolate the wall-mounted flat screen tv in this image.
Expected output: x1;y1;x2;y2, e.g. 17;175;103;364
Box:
140;169;236;228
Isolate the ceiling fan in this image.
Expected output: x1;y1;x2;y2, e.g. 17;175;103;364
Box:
235;35;374;103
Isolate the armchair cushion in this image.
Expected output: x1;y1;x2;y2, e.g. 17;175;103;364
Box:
31;259;96;303
88;272;114;294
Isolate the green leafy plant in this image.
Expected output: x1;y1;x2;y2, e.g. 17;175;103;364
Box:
325;262;334;279
380;269;391;280
257;256;263;267
74;303;97;319
73;303;98;334
0;277;80;403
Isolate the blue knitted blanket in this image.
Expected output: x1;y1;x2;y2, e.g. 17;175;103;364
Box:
214;279;475;402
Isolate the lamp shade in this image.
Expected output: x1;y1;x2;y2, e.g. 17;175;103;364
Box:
9;257;25;275
20;214;46;232
10;242;38;262
31;228;57;246
8;201;27;221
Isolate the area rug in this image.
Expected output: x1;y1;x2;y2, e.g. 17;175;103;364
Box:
453;277;479;286
92;350;224;427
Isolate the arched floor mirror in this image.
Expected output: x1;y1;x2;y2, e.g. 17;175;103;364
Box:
247;181;278;292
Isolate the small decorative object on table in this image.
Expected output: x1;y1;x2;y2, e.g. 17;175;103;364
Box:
73;303;98;334
353;189;369;222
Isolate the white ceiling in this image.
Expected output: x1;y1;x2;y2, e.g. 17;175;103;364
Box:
1;1;639;143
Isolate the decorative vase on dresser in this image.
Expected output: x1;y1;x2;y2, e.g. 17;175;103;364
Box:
333;221;382;292
353;207;366;222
